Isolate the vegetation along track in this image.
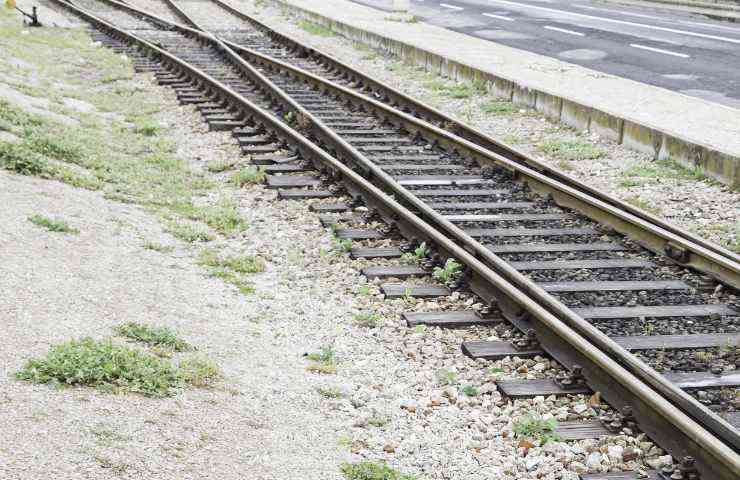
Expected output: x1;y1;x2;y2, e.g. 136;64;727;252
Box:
54;0;740;478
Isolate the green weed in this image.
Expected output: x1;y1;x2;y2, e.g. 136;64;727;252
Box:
24;130;84;163
621;158;706;182
306;346;336;374
16;338;184;397
133;119;160;137
401;242;428;264
368;414;389;427
209;268;255;295
539;139;606;161
198;248;266;274
166;223;214;243
481;100;517;115
618;179;644;188
179;354;221;387
207;158;238;173
512;415;560;444
196;199;247;235
27;214;78;234
231;165;266;186
142;241;174;253
0;99;45;131
298;20;335;37
334;237;353;253
316;387;343;398
357;284;372;296
307;346;335;363
353;312;380;328
426;79;486;99
461;385;478;397
432;258;462;284
1;142;52;176
115;322;192;351
340;461;417;480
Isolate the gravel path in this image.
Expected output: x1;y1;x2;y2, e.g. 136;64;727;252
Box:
231;0;739;252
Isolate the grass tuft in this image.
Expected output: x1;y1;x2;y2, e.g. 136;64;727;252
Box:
298;20;336;37
16;338;184;397
621;158;706;182
179;354;221;387
28;214;78;234
0;99;45;131
231;165;266;186
197;199;247;235
24;130;84;163
461;385;478;397
353;312;380;328
207;158;238;173
1;142;52;176
306;346;335;363
426;79;486;99
539;139;606;161
306;346;337;375
340;461;418;480
142;241;174;253
316;386;343;398
481;100;517;115
197;248;264;296
198;248;266;274
115;322;192;351
209;268;255;295
512;415;560;444
166;223;214;243
133;119;160;137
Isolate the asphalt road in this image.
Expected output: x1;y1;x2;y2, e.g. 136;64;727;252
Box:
350;0;740;109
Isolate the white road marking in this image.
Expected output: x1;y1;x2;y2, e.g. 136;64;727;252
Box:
482;12;514;21
681;20;740;33
544;25;585;36
574;4;664;20
440;3;463;10
579;3;740;33
630;44;690;58
486;0;740;44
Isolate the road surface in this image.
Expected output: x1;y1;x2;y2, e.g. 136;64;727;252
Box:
350;0;740;109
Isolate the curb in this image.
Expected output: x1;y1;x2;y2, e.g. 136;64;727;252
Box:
269;0;739;188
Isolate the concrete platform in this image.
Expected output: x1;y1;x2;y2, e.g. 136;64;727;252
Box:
264;0;740;187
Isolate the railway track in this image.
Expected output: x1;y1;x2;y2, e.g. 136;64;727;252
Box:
53;0;739;478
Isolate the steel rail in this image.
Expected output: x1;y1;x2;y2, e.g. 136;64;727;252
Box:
205;0;740;266
122;0;740;455
121;0;740;290
52;0;740;477
108;0;740;295
213;39;740;464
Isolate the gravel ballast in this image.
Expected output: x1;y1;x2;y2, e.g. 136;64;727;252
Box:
0;5;709;479
231;0;739;253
